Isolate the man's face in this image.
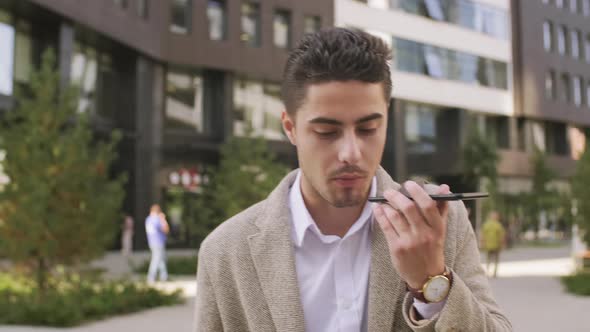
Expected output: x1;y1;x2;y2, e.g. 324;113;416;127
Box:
282;81;388;208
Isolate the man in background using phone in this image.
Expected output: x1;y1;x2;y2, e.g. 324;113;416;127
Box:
194;28;511;331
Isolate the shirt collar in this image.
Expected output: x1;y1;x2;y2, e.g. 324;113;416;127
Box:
289;170;377;247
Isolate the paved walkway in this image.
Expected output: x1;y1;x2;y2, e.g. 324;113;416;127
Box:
2;245;590;331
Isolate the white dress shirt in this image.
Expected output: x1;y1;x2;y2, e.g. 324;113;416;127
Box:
289;171;445;332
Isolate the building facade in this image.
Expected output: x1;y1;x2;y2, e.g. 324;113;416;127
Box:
0;0;332;248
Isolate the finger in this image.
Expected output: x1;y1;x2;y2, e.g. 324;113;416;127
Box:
403;181;441;229
432;184;451;234
383;187;428;233
380;202;411;235
373;204;400;238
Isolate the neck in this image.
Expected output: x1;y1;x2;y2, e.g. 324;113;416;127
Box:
300;175;367;238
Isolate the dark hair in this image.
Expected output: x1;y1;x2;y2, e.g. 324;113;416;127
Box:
282;27;392;114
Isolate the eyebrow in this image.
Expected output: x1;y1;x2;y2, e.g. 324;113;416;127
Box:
308;113;383;125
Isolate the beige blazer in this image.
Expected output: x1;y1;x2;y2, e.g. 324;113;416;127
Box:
194;168;512;331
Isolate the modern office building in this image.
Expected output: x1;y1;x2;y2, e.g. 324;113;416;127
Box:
0;0;332;248
511;0;590;182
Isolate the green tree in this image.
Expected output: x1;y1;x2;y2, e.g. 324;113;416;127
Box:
522;148;557;235
0;49;126;292
462;125;499;193
571;143;590;246
192;134;290;244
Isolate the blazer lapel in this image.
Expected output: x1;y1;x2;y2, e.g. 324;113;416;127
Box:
367;167;405;332
248;170;306;332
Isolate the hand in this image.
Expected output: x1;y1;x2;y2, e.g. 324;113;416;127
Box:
372;181;451;289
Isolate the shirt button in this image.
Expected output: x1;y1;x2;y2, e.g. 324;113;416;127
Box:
340;299;352;310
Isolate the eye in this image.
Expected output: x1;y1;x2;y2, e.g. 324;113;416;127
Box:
315;131;337;138
357;127;377;135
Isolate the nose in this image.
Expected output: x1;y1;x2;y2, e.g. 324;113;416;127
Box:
338;132;362;165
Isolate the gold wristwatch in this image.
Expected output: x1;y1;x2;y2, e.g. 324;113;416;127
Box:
407;268;453;303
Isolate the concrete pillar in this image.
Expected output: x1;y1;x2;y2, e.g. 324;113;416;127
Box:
58;23;74;90
134;56;164;248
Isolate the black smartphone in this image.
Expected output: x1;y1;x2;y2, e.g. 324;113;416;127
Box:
368;192;489;203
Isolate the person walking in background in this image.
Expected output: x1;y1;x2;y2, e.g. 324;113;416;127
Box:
121;215;134;256
481;210;506;278
145;204;169;283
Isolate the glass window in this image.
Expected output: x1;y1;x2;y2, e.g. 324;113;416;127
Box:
395;0;508;39
570;0;579;12
542;0;550;4
584;0;590;15
545;70;556;100
170;0;191;34
273;10;291;49
585;34;590;62
557;25;567;55
0;11;14;96
573;76;582;106
404;102;437;154
543;21;553;51
165;70;205;133
137;0;149;18
393;37;508;89
561;73;571;102
113;0;128;9
233;78;285;140
303;15;321;34
241;3;261;47
395;38;427;75
207;0;226;41
556;0;565;8
587;79;590;107
70;43;114;119
571;30;581;58
485;116;510;149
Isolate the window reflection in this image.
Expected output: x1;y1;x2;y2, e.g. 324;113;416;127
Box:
404;102;437;154
393;38;508;89
557;25;567;55
571;30;580;59
241;3;261;47
233;78;285;141
303;15;321;34
394;0;508;39
165;70;204;133
274;10;291;49
545;71;556;100
543;21;552;52
170;0;191;34
0;11;15;96
207;0;226;41
560;73;570;103
573;76;582;106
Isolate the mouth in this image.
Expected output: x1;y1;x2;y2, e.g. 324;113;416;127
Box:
331;174;366;187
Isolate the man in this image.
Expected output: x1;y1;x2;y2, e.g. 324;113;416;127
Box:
481;211;506;278
195;28;511;331
145;204;169;283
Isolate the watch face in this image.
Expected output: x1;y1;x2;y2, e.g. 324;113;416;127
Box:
424;275;450;303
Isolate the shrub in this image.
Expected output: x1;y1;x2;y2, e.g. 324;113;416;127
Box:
0;273;183;327
561;272;590;296
134;255;198;276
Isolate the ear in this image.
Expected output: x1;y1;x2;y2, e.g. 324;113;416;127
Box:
282;110;297;145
